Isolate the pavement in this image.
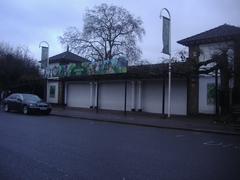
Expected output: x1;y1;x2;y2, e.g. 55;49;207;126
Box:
51;106;240;136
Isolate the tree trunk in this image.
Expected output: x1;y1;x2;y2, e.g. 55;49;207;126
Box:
219;55;230;115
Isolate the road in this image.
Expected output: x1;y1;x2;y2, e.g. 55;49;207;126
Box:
0;111;240;180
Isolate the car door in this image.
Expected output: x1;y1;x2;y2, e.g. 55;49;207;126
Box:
15;94;23;111
7;94;16;110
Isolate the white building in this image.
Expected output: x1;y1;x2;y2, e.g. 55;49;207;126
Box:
46;24;240;116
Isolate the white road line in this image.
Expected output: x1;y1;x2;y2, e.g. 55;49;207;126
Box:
203;141;223;146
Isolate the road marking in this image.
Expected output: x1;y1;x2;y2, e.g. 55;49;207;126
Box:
203;141;240;150
203;141;223;146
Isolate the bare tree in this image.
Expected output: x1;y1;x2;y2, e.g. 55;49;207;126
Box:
59;3;145;64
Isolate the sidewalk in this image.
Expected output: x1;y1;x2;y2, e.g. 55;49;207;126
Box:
51;107;240;136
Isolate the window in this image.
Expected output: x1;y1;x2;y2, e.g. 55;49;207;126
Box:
8;94;17;99
207;83;215;105
49;85;56;98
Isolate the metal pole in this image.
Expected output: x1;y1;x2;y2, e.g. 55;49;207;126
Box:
168;58;171;118
162;75;165;116
96;81;99;113
124;80;127;115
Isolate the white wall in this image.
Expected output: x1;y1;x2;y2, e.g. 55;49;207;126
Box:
47;81;59;103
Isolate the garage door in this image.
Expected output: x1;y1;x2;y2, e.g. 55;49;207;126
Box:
170;80;187;115
142;80;187;115
67;83;90;108
142;80;163;114
99;82;125;111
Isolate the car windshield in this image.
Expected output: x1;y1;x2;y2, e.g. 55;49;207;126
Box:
22;94;41;102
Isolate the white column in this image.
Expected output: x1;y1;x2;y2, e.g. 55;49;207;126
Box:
168;63;171;118
94;82;98;108
64;82;68;104
137;80;142;111
131;81;135;111
89;82;93;108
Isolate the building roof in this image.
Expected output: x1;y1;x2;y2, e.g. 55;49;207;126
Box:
49;51;90;64
178;24;240;46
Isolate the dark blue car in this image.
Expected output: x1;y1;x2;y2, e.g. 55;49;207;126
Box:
2;93;51;115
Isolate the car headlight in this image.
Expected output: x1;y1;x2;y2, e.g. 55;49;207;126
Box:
29;103;37;107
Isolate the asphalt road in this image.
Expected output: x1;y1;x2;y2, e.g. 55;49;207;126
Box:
0;111;240;180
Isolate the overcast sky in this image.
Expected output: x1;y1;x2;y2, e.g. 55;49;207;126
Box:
1;0;239;63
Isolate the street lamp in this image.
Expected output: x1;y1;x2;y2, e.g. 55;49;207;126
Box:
160;8;171;118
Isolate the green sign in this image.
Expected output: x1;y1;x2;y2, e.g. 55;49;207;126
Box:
47;57;127;78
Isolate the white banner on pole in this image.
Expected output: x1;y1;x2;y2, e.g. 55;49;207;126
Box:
41;46;49;69
162;16;170;55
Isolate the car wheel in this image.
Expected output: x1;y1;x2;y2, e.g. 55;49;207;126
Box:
4;104;9;112
23;106;28;115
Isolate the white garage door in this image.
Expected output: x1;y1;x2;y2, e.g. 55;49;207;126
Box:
142;80;187;115
99;82;125;111
142;80;163;114
67;83;90;108
170;80;187;115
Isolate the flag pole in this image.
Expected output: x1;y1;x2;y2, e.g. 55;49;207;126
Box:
160;8;171;118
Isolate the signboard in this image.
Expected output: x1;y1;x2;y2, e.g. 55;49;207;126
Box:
46;57;128;78
207;83;216;105
162;16;170;55
40;46;49;69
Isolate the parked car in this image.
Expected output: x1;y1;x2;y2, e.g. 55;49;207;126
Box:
2;93;51;115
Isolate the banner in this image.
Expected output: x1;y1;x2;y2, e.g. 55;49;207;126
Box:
40;46;49;69
162;16;170;55
46;57;128;78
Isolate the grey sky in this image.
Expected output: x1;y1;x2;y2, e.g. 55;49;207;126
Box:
1;0;239;63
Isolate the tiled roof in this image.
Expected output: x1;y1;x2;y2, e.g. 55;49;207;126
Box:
49;51;90;64
178;24;240;46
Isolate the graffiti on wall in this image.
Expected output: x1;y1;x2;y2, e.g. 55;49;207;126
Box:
46;57;128;78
